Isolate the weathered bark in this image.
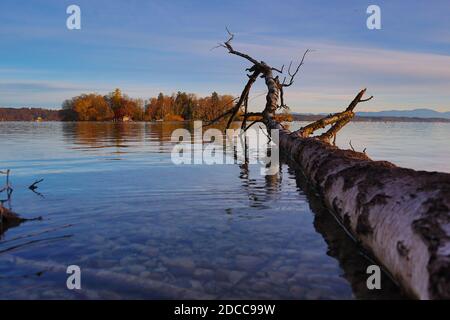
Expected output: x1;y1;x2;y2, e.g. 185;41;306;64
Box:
291;165;407;299
272;122;450;299
219;30;450;299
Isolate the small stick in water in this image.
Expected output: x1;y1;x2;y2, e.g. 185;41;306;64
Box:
29;179;44;191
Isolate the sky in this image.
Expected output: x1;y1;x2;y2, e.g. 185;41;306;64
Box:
0;0;449;113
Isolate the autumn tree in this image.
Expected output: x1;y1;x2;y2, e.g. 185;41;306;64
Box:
62;94;114;121
106;88;124;121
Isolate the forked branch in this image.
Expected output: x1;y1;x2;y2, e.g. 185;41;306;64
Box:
281;49;311;87
297;89;373;138
221;27;260;66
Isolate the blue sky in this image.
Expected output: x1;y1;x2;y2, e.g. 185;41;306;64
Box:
0;0;449;112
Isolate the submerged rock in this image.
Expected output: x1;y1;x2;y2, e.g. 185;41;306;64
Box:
235;255;263;270
161;257;195;275
193;268;214;280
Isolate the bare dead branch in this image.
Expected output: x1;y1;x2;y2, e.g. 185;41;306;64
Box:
208;29;266;129
276;85;290;110
244;120;264;132
0;169;13;195
297;111;351;137
297;89;373;138
222;70;260;129
318;116;352;144
272;65;284;74
349;140;355;151
359;96;374;102
345;88;370;111
204;108;235;127
316;89;373;143
244;112;262;117
226;70;261;129
222;27;260;66
282;49;310;87
203;97;240;127
241;94;249;130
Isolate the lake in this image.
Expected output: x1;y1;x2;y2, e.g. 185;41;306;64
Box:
0;121;449;299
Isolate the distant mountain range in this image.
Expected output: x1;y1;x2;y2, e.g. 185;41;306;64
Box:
356;108;450;119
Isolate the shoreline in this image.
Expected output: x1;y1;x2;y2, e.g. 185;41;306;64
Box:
1;118;450;123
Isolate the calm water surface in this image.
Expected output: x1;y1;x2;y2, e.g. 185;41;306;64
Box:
0;121;448;299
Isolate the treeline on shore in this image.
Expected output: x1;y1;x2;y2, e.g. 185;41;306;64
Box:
61;89;236;122
0;107;61;121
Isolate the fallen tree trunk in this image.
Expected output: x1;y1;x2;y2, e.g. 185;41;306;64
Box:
217;30;450;299
271;119;450;299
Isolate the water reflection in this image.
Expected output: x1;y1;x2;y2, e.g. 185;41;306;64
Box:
62;122;194;157
63;122;144;152
237;138;283;209
62;121;260;152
